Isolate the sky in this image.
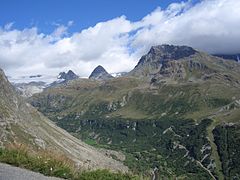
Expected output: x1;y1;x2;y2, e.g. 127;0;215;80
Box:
1;0;193;34
0;0;240;79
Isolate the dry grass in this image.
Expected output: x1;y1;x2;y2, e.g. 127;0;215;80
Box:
0;143;137;180
1;143;75;179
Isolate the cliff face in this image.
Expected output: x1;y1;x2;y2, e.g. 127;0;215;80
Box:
0;68;127;172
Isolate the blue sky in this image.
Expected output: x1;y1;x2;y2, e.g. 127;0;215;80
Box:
1;0;198;33
0;0;239;79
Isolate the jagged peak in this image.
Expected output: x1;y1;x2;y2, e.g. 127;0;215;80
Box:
92;65;107;73
133;44;198;69
67;70;75;75
0;68;10;83
58;70;78;80
147;44;197;60
89;65;113;80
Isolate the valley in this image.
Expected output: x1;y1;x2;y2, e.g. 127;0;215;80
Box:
0;67;128;175
29;45;240;179
1;0;240;179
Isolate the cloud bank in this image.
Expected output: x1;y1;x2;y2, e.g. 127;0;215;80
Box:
0;0;240;78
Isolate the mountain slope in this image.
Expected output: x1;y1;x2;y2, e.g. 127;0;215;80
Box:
129;45;240;85
89;65;113;80
0;68;127;172
31;45;240;120
29;45;240;179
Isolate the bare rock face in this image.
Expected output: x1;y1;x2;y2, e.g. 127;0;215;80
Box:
128;44;240;85
0;68;128;172
48;70;79;87
89;65;113;80
137;44;197;66
129;44;197;78
159;60;187;79
58;70;78;81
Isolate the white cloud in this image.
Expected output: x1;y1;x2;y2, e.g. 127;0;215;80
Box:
4;22;14;31
132;0;240;54
0;0;240;79
67;20;74;27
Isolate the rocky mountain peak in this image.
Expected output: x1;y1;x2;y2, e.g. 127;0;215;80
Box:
137;44;197;66
58;70;78;81
128;44;199;78
89;65;113;80
91;65;106;74
0;68;15;96
128;44;240;84
0;68;8;82
149;44;196;58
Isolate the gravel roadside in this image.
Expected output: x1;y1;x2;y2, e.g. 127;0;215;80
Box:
0;163;63;180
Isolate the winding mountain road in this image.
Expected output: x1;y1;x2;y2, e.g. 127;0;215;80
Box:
0;163;62;180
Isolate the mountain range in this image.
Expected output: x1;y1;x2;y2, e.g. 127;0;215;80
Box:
1;44;240;179
29;44;240;179
12;68;119;97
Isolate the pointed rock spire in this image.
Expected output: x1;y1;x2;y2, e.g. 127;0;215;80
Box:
89;65;113;80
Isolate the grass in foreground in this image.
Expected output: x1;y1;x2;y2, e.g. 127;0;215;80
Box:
0;143;136;180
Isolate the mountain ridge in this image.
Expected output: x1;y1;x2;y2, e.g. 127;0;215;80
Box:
0;68;127;172
129;44;240;85
29;44;240;179
58;70;78;81
213;53;240;62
